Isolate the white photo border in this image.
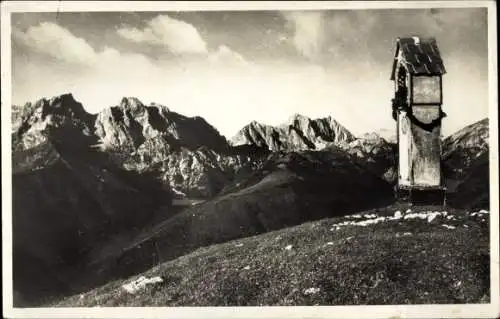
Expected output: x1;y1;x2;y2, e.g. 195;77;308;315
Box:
1;1;498;318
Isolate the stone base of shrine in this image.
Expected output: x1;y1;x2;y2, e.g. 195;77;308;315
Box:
395;185;447;206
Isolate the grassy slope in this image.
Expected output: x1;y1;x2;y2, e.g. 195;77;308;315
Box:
56;204;490;307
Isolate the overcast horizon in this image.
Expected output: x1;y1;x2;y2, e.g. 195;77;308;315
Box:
11;8;489;138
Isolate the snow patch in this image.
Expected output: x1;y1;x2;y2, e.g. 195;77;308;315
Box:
403;211;448;222
347;214;363;219
442;224;456;230
404;212;426;220
122;276;163;294
470;210;489;217
327;209;467;232
284;245;293;250
356;217;387;226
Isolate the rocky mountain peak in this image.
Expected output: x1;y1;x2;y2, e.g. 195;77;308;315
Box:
373;128;397;144
340;131;397;184
116;98;171;119
150;102;171;113
286;113;311;126
231;114;355;151
120;96;143;108
12;93;96;151
47;92;78;107
443;118;489;152
442;118;489;181
358;132;388;143
343;132;394;159
20;93;92;123
118;97;147;116
92;97;235;195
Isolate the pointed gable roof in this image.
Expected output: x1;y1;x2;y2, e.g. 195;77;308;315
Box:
390;36;446;80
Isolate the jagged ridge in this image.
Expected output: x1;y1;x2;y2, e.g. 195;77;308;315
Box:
230;114;356;151
12;94;267;198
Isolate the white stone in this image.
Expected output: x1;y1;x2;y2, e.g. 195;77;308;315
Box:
394;211;402;219
304;287;321;295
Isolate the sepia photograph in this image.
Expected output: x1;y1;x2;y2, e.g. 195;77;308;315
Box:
1;1;498;318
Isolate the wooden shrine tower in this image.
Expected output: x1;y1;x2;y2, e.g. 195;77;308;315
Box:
390;36;447;205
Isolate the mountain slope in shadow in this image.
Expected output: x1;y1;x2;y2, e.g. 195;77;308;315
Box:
447;151;489;210
82;149;394;291
12;139;171;306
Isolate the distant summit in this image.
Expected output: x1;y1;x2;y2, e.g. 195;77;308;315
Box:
372;128;397;144
230;114;355;151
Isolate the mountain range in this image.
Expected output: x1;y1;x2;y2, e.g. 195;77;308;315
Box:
10;93;490;306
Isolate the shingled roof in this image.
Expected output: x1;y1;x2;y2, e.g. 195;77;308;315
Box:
390;37;446;80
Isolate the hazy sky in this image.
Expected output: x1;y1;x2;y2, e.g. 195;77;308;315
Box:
11;7;489;138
